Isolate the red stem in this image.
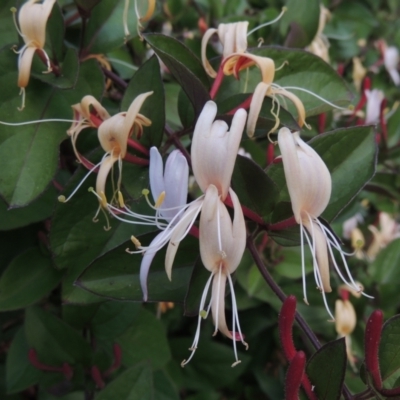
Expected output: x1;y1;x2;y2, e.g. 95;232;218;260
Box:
127;138;150;156
103;343;122;377
365;310;383;390
210;64;225;100
267;143;275;166
285;351;306;400
227;95;253;115
124;153;149;166
379;98;388;148
318;113;326;134
91;366;105;388
224;194;266;226
28;349;73;380
268;216;297;231
189;224;200;239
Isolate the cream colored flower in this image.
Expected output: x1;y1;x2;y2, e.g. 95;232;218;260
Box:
365;89;384;125
383;45;400;86
352;58;367;93
277;127;368;317
306;6;331;63
13;0;56;110
123;0;155;39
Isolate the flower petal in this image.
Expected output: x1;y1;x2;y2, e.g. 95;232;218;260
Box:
17;46;36;88
201;28;218;78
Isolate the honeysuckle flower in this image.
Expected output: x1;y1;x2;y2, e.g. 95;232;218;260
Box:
342;213;364;240
367;212;400;260
12;0;56;110
59;92;153;220
123;0;155;40
335;298;357;369
365;89;384;125
182;184;247;367
139;147;189;301
383;45;400;86
277;127;369;317
306;6;331;63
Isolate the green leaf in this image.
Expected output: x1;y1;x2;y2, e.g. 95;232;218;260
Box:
306;338;347;400
121;55;165;148
0;248;63;311
267;126;376;229
77;233;199;302
24;306;93;367
6;328;42;394
0;184;57;230
379;314;400;382
280;0;320;48
74;0;102;13
370;239;400;284
154;369;180;400
0;2;18;50
117;308;171;369
144;33;210;116
96;363;153;400
232;155;279;222
31;48;80;90
0;48;104;207
84;0;138;54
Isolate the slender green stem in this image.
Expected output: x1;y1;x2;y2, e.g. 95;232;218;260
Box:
247;235;353;400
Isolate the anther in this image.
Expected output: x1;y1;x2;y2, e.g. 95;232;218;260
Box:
100;191;108;208
142;188;150;196
155;191;166;208
131;235;141;248
118;191;125;208
58;195;66;203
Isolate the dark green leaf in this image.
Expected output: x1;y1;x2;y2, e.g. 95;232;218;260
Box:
154;369;179;400
117;308;171;369
122;55;165;148
144;33;210;116
77;233;199;302
281;0;320;48
6;328;42;394
0;2;18;49
370;239;400;284
25;306;93;367
232;154;279;222
0;248;63;311
379;314;400;382
74;0;102;13
306;338;346;400
96;363;153;400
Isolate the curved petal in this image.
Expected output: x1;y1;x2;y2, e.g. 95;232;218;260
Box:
17;46;36;88
95;154;119;206
122;91;153;144
201;28;218;78
140;230;171;301
149;146;165;202
272;88;307;128
303;218;331;293
79;95;110;123
139;0;156;22
97;114;126;156
246;81;269;138
165;201;203;280
191;101;246;199
210;271;233;339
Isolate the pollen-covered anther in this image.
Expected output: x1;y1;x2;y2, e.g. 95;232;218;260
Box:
58;195;66;203
131;235;142;249
155;191;166;208
118;191;125;208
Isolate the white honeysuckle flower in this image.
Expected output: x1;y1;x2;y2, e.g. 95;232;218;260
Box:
59;92;153;222
277;127;370;318
352;57;367;93
139;147;189;301
365;89;384;125
342;213;364;240
123;0;155;39
383;46;400;86
12;0;56;110
182;184;247;367
306;6;331;63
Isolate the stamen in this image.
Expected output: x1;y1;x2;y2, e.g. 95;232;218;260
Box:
213;266;223;337
280;86;348;110
11;7;25;38
247;7;287;36
123;0;130;38
299;222;309;305
155;191;166;208
99;191;108;208
118;191;125;208
216;201;223;252
18;87;26;111
0;118;79;126
275;60;289;72
267;94;281;141
58;162;102;204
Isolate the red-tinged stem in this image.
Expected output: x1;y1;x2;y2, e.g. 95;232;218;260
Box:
337;63;345;76
246;237;353;400
164;125;192;168
89;114;104;128
28;349;73;380
91;366;105;389
210;64;225;99
279;295;297;361
52;180;64;192
103;344;122;377
351;77;371;121
339;288;350;301
273;157;282;164
318;113;326;134
257;233;269;253
285;351;306;400
65;11;80;26
365;310;383;390
101;67;128;90
227;95;253;115
127;138;150;156
268;216;297;231
379;387;400;397
379;98;388;149
189;224;200;239
224;194;266;226
123;153;149;166
78;155;97;171
267;143;275;166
